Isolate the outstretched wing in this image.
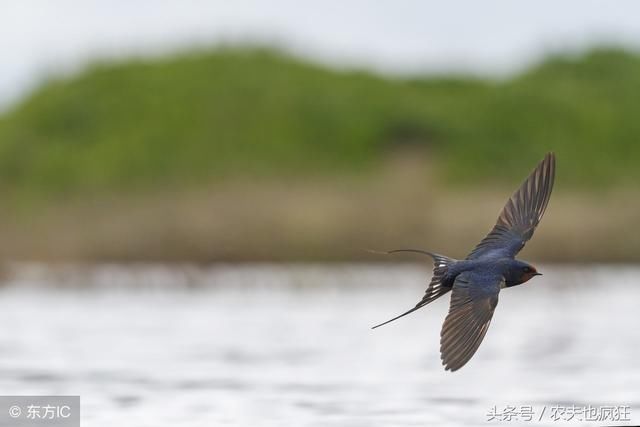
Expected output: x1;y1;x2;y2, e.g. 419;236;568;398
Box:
467;152;556;260
440;271;501;371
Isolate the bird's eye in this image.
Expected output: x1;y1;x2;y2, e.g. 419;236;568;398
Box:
523;267;531;273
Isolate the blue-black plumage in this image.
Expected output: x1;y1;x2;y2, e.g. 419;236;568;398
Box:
373;153;556;372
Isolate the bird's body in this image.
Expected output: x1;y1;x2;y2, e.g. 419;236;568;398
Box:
373;153;556;372
441;257;538;288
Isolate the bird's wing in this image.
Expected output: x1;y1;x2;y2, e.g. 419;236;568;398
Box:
466;152;556;260
440;271;501;371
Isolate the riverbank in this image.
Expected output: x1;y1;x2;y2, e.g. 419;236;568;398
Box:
0;161;636;263
0;47;638;262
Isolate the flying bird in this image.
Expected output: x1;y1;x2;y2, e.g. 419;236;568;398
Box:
373;153;556;371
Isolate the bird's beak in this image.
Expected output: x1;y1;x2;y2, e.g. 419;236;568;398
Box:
534;272;543;276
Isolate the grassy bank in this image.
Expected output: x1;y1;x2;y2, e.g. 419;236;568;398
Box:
0;47;638;262
0;157;637;263
1;47;640;195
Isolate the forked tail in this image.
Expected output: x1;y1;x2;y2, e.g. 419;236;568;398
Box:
372;250;457;329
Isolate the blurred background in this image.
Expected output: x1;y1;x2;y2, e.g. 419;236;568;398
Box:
1;1;639;426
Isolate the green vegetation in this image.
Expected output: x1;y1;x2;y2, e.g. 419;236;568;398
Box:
1;47;639;198
0;46;639;262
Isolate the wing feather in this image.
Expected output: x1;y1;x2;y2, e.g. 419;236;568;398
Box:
440;272;501;371
467;152;556;260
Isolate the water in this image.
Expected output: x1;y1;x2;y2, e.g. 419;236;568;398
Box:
0;264;638;426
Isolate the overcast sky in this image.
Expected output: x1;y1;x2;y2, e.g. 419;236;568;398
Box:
3;0;640;110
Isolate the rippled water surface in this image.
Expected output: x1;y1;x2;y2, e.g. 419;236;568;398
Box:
0;264;638;426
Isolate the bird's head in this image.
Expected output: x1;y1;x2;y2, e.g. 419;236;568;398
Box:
506;260;542;286
520;263;542;283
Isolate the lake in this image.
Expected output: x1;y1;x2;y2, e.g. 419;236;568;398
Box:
0;263;637;426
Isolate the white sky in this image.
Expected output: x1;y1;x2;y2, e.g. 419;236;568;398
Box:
2;0;640;110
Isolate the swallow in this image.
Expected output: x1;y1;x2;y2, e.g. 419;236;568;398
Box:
373;153;556;371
